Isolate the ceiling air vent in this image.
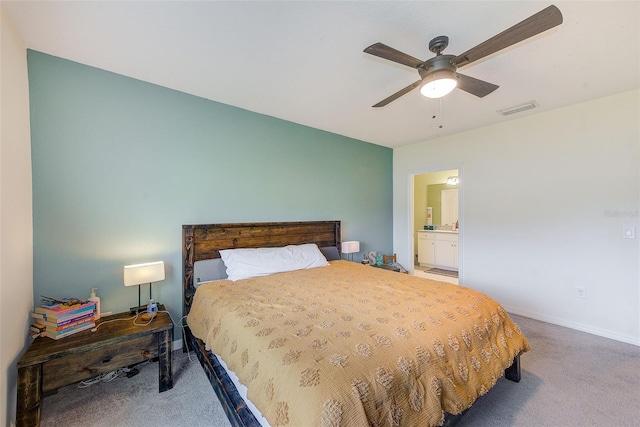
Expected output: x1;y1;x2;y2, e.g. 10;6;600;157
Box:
498;101;537;116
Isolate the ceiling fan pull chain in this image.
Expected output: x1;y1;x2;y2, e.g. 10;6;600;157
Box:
431;100;444;129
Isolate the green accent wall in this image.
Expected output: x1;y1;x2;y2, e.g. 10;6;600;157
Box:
27;51;392;326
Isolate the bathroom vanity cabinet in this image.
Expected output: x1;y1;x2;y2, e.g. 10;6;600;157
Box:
417;230;458;270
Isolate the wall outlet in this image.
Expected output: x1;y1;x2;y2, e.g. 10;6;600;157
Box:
623;226;635;239
576;286;587;299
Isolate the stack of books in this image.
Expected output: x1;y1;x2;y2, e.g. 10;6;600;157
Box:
32;297;97;340
29;314;47;338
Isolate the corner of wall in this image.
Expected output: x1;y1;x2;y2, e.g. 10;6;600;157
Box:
1;5;34;426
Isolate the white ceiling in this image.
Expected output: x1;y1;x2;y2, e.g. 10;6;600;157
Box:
4;1;639;148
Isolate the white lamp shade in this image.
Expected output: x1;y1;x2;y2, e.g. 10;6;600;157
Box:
124;261;165;286
341;241;360;254
420;70;458;99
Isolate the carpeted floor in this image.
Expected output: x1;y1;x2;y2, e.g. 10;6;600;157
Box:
458;315;640;426
39;350;231;427
38;314;640;427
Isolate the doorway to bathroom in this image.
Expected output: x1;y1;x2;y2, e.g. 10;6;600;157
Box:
411;168;461;285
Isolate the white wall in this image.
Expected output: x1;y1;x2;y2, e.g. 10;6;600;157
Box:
0;6;34;425
394;90;640;345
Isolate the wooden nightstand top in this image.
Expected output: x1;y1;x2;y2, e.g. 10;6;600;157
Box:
18;308;172;368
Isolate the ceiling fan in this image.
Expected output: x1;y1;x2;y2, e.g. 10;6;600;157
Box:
364;5;563;107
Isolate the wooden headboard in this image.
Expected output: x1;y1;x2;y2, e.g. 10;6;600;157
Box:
182;221;341;316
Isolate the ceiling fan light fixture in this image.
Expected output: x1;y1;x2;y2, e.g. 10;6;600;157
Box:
446;176;459;185
420;70;458;99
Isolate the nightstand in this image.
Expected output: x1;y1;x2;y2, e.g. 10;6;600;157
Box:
371;263;408;274
372;263;402;272
16;308;173;427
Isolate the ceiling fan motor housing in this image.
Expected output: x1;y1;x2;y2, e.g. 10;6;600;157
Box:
428;36;449;54
418;55;457;79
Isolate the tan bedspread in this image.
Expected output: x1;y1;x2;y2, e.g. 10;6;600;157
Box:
188;261;530;427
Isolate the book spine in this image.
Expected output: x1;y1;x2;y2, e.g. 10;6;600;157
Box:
48;322;95;340
31;312;45;320
47;319;91;334
35;301;96;316
47;312;95;328
38;304;96;321
29;322;47;338
30;325;46;334
46;316;95;332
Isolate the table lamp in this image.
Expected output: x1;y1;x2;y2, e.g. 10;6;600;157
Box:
341;241;360;261
124;261;165;314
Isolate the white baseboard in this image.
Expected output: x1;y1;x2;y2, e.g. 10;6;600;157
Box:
173;338;183;351
504;304;640;347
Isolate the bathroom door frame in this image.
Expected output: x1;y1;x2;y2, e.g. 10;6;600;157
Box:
408;164;463;283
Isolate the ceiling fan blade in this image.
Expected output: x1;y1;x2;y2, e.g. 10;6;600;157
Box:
364;42;424;68
452;5;563;67
372;80;423;107
456;73;499;98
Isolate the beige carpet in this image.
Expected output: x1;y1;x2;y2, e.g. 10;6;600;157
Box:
39;314;640;427
459;314;640;426
39;350;231;427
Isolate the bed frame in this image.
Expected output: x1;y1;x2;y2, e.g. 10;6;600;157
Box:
182;220;520;427
182;221;342;426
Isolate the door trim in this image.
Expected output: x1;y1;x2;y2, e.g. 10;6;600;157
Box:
408;165;463;284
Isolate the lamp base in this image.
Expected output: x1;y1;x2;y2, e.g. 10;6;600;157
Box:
136;311;157;321
130;302;161;316
130;305;147;315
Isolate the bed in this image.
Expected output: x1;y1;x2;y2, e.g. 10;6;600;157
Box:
182;221;529;427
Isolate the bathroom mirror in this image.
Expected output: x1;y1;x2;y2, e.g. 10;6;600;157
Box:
426;184;458;225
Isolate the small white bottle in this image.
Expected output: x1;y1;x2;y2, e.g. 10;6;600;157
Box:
147;298;157;315
89;288;101;320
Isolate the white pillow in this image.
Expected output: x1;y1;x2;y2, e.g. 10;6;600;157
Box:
220;243;329;281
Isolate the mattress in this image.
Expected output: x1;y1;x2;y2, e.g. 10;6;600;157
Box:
188;260;530;427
